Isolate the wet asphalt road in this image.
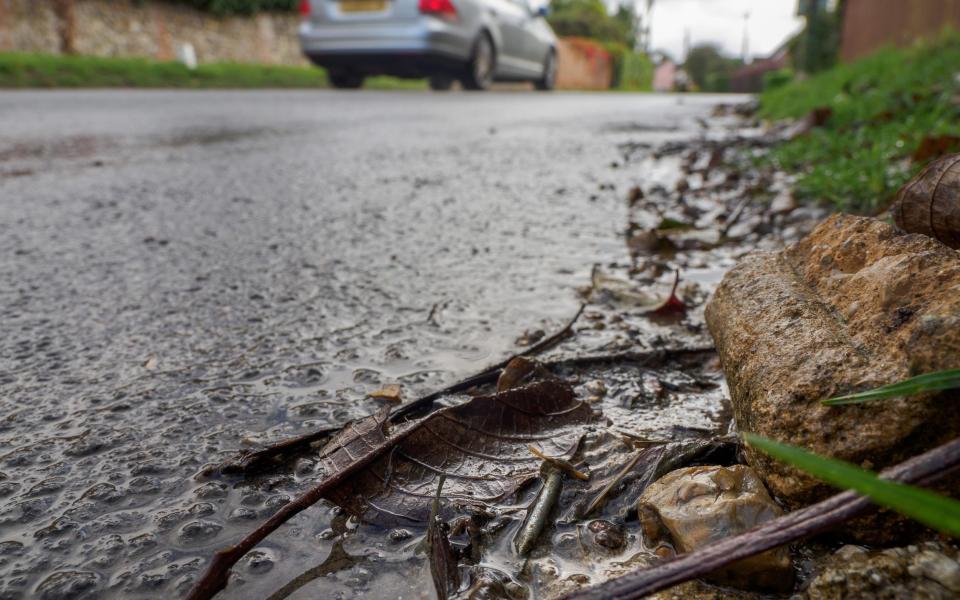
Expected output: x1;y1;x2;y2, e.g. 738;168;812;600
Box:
0;90;735;599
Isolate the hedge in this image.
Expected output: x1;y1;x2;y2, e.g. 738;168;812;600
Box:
166;0;299;16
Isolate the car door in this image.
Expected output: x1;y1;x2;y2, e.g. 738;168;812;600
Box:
487;0;528;76
520;1;552;73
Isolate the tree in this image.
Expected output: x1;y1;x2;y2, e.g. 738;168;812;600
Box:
547;0;635;47
683;44;742;92
794;0;843;73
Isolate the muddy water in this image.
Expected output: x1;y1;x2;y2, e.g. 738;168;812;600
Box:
0;91;754;600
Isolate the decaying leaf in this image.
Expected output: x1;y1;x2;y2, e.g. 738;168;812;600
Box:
496;357;555;392
314;405;421;490
646;270;687;316
893;152;960;249
588;267;687;316
324;379;595;526
368;384;403;403
626;229;677;255
427;476;460;600
911;135;960;163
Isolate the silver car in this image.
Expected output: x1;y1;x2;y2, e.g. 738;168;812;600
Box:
298;0;557;90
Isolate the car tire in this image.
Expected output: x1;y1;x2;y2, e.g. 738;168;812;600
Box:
429;76;454;91
534;50;556;91
328;70;365;89
461;34;495;91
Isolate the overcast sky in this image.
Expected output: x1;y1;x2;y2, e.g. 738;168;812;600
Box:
643;0;804;61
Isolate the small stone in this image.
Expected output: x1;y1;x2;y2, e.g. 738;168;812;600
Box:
834;544;868;560
637;464;793;592
586;520;624;550
246;549;276;575
388;528;412;542
911;550;960;592
584;380;607;397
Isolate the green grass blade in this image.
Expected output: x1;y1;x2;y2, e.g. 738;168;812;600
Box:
823;368;960;405
744;434;960;537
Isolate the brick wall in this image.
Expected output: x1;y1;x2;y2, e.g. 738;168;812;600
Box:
555;37;612;90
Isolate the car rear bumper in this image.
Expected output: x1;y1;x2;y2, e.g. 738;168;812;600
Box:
299;19;472;77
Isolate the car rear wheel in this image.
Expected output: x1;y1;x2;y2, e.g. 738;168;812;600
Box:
534;51;556;91
429;76;454;91
461;34;495;91
328;70;365;89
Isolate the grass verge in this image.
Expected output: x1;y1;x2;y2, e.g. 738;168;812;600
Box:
759;31;960;213
0;52;426;90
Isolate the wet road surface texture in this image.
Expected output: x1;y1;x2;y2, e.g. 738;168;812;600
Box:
0;90;737;599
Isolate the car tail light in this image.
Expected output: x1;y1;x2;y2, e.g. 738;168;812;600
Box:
300;0;311;16
419;0;456;17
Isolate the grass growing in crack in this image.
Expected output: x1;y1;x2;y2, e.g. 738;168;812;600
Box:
745;434;960;537
0;52;427;90
824;369;960;405
759;31;960;213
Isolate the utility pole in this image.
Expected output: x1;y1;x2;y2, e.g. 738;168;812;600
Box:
644;0;655;52
741;10;751;64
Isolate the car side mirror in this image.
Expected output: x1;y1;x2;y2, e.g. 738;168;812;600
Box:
533;5;549;17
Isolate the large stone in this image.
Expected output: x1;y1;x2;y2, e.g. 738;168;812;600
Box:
637;465;794;592
705;214;960;512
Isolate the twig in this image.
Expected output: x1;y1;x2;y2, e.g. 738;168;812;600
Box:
390;303;586;421
543;347;714;371
528;445;589;480
560;437;960;600
428;475;459;600
515;467;565;555
200;426;340;478
583;448;645;516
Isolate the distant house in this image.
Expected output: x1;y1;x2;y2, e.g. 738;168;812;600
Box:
729;47;789;93
652;58;690;92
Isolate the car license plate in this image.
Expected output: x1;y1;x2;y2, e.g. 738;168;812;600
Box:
340;0;387;12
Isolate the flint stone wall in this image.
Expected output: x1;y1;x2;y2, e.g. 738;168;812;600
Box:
0;0;308;65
